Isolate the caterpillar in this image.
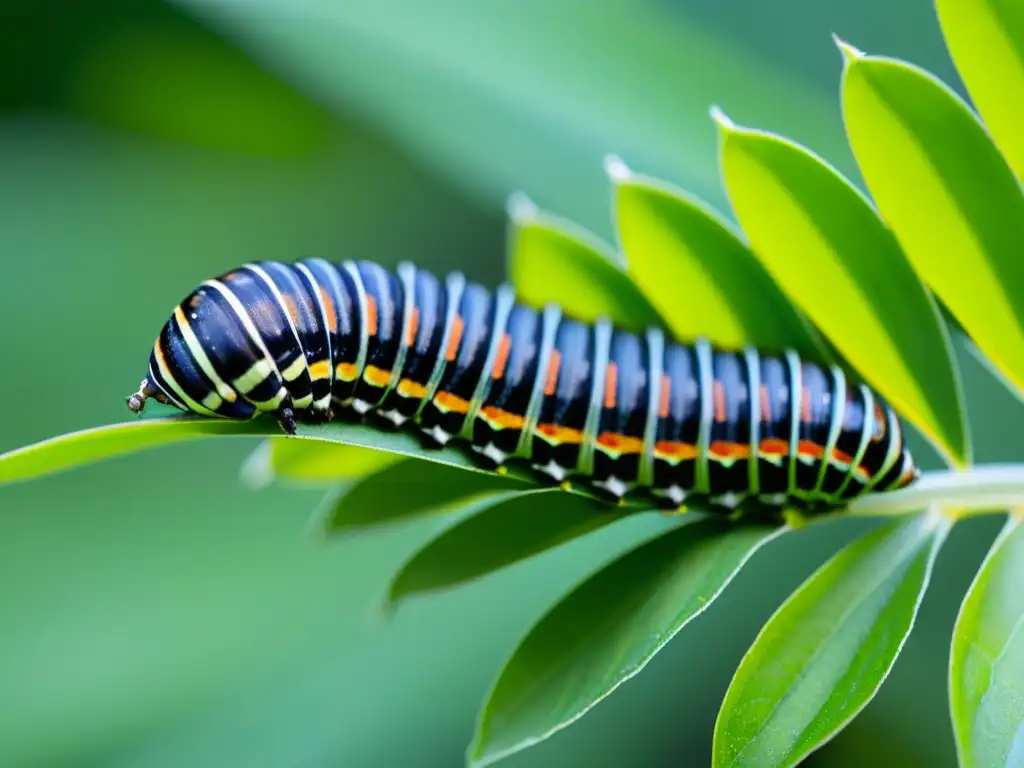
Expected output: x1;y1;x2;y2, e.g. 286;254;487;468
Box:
125;259;919;511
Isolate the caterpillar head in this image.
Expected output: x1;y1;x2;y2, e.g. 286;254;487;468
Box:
125;377;174;415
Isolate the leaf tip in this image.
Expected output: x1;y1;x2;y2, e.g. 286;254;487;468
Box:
506;190;539;224
365;592;397;629
465;734;501;768
832;34;865;63
709;104;736;133
603;153;632;183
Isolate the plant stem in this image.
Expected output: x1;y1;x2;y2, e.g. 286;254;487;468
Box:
845;464;1024;518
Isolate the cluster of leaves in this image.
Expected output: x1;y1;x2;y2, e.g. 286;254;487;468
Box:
1;2;1023;766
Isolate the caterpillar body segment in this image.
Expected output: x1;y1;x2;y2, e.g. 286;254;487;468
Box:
127;259;920;512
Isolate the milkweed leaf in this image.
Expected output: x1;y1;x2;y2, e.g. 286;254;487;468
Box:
936;0;1024;180
839;46;1024;410
949;511;1024;768
608;157;825;361
713;509;951;768
387;489;629;605
714;110;969;467
471;518;785;767
507;193;665;332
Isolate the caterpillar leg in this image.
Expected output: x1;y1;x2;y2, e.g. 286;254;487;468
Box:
301;406;335;426
415;427;448;451
277;404;298;436
367;410;405;432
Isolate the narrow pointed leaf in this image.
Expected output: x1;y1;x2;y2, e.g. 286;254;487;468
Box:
0;416;646;510
0;415;495;488
936;0;1024;180
0;416;270;487
840;49;1024;403
715;114;969;467
950;511;1024;768
713;509;951;768
388;489;627;605
315;460;528;535
241;438;406;489
470;518;785;768
610;161;823;360
507;194;665;332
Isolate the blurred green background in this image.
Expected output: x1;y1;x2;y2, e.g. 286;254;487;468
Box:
1;1;1019;765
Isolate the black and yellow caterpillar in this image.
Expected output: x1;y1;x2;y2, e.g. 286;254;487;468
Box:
126;259;919;510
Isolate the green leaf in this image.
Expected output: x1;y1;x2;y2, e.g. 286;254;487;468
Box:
714;110;969;467
0;416;266;487
950;511;1024;768
240;438;406;490
388;489;627;606
936;0;1024;180
314;460;528;535
713;509;951;768
506;193;665;332
0;416;650;510
839;46;1024;405
0;415;493;488
470;517;785;768
607;156;823;359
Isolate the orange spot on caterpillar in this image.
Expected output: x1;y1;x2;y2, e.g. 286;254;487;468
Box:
492;333;511;380
537;422;584;444
363;365;392;387
831;447;855;465
873;401;887;441
759;437;790;457
714;381;726;423
366;295;379;336
398;379;428;399
434;390;470;413
895;466;916;487
709;440;751;459
655;440;698;460
152;337;169;369
604;362;618;409
446;316;464;362
173;305;190;329
282;294;300;323
480;406;525;430
798;439;825;459
248;300;278;323
308;360;331;380
545;350;561;396
319;288;338;333
659;373;671;419
405;306;420;348
596;432;644;454
336;362;359;381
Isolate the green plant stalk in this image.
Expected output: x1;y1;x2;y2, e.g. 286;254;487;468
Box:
845;465;1024;518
